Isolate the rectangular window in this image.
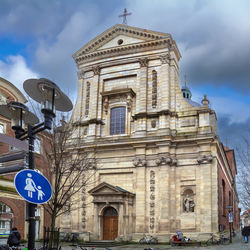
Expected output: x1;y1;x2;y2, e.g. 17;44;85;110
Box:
0;124;4;133
34;139;41;154
0;221;6;229
110;107;126;135
0;204;6;214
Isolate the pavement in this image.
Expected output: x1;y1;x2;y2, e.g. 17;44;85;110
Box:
0;232;249;250
59;232;249;250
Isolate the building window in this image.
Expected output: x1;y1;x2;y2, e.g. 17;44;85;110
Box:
0;203;6;214
0;124;4;133
34;139;41;154
222;179;226;215
110;107;126;135
0;221;6;229
229;191;232;206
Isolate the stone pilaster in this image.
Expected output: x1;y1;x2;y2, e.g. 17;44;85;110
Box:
90;66;100;120
137;58;148;113
159;54;170;111
134;146;147;232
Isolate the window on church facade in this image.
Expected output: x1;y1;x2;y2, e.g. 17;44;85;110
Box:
110;107;126;135
152;70;157;108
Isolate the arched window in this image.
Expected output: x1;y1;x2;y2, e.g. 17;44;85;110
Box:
103;207;118;216
110;107;126;135
222;179;226;215
183;93;185;98
229;191;232;206
0;202;12;232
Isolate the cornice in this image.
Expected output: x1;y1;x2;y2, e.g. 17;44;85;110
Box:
132;110;177;120
73;24;172;58
75;38;175;64
101;88;136;98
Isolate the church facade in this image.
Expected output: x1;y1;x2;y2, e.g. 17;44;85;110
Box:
59;24;239;241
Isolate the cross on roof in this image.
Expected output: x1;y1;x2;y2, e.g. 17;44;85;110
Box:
119;8;132;25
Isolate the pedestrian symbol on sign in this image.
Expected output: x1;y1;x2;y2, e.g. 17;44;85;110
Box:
24;173;46;200
15;169;52;204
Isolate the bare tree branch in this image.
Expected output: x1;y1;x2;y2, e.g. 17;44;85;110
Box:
42;114;96;231
236;133;250;209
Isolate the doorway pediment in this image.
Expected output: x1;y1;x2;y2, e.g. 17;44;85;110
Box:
89;182;134;196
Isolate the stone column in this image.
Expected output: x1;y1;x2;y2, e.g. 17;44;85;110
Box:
169;159;177;232
89;66;100;137
134;145;147;233
157;143;170;232
93;203;99;239
134;58;148;135
158;54;170;134
159;54;170;111
73;70;85;122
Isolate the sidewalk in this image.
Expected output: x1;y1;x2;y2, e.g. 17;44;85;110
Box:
59;232;249;250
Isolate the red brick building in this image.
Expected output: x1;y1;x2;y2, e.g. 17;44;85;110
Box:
0;77;51;240
217;145;240;231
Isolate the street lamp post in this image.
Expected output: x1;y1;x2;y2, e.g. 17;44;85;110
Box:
0;78;72;250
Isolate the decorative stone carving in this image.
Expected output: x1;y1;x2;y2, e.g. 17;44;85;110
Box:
138;57;148;67
104;96;109;114
182;189;195;213
83;127;88;135
82;182;86;229
159;53;170;64
151;120;156;128
197;155;213;164
85;82;90;116
150;170;155;230
152;70;157;108
132;157;147;167
171;158;177;166
201;94;210;106
92;66;101;75
156;156;172;166
77;70;85;79
126;93;132;112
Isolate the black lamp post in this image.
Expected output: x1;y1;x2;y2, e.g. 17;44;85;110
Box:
0;78;72;250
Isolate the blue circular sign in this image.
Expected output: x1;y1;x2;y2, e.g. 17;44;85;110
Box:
14;169;52;204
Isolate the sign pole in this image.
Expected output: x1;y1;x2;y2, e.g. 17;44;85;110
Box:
27;126;36;250
229;212;233;243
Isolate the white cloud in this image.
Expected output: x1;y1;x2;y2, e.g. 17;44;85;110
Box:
0;55;39;93
191;89;250;124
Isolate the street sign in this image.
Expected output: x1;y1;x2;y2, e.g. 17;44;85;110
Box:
14;169;52;204
229;212;233;223
0;151;26;163
0;164;25;175
0;133;28;151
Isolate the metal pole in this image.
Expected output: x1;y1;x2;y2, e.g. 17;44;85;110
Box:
229;222;232;243
27;126;37;250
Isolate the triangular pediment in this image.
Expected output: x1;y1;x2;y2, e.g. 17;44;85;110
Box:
73;24;171;59
89;182;125;195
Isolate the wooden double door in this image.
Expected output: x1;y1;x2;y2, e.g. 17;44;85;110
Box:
103;207;118;240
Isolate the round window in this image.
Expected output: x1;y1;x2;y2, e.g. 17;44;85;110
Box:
117;39;123;45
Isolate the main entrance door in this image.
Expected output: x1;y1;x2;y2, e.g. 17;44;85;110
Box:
103;207;118;240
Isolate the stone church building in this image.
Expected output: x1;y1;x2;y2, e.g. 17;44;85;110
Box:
58;24;240;241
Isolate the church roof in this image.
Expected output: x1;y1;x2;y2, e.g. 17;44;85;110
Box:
73;24;181;63
184;98;201;108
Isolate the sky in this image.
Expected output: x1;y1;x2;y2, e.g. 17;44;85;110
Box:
0;0;250;151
